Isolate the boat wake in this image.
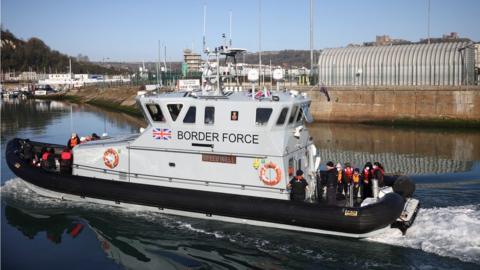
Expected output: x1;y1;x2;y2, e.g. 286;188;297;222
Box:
367;204;480;264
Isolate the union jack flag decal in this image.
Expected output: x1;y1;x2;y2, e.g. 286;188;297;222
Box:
152;128;172;140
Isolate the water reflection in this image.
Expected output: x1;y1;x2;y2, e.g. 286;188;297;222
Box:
1;99;144;142
309;123;480;174
4;205;84;244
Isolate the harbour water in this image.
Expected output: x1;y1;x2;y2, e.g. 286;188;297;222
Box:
1;99;479;269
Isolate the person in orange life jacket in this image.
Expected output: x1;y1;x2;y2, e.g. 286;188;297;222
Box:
373;162;385;187
351;168;361;199
324;161;338;205
67;133;80;149
288;170;309;202
60;147;73;174
343;162;354;194
362;162;374;199
336;163;347;196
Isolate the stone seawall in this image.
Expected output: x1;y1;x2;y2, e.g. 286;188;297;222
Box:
58;85;480;125
300;86;480;123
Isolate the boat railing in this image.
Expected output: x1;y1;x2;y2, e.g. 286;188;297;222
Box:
74;163;288;195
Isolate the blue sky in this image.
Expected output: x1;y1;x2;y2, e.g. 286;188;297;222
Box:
2;0;479;62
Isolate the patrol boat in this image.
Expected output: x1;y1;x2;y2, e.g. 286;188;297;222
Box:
6;45;419;238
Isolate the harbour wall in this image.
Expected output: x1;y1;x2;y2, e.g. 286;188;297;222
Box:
299;85;480;124
54;85;480;126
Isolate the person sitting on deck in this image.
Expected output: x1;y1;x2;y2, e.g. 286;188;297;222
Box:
42;148;56;171
21;139;34;164
287;170;309;202
67;133;80;149
60;147;73;174
91;133;101;140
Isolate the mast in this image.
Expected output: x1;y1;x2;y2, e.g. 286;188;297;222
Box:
310;0;314;77
258;0;262;87
157;40;160;88
229;10;232;47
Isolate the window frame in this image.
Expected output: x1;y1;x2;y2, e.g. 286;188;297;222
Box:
276;107;289;126
183;106;196;124
145;103;165;122
288;105;299;125
167;103;184;122
255;108;273;126
204;106;215;125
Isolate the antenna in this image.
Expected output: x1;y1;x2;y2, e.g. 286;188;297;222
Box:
164;44;167;71
427;0;431;44
258;0;262;86
203;5;208;53
310;0;314;76
229;10;232;47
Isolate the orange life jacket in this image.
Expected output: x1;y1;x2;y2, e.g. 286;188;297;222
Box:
337;170;343;183
70;137;79;147
352;174;360;184
42;152;50;160
61;151;72;160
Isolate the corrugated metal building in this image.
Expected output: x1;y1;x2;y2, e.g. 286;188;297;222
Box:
318;42;476;86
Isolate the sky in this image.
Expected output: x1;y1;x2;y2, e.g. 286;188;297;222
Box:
1;0;479;62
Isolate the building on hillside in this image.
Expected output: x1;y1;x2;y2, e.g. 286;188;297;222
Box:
183;49;202;73
19;71;38;81
317;41;476;86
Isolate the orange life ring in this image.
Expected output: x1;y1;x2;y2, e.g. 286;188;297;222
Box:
259;162;282;186
103;148;119;169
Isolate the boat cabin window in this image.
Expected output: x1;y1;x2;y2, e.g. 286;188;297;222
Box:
276;107;289;125
288;106;299;125
167;104;183;121
204;106;215;125
146;103;165;122
183;106;196;123
255;108;273;126
296;108;304;123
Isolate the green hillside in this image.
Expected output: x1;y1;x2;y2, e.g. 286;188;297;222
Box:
1;30;126;74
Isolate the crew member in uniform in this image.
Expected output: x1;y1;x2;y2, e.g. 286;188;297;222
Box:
288;170;308;202
325;161;337;205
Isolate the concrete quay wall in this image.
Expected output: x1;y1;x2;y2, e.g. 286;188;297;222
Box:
297;86;480;122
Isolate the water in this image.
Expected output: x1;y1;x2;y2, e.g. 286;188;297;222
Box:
1;99;479;270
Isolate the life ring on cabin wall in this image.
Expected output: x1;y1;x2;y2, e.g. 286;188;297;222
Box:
259;162;282;186
103;148;119;169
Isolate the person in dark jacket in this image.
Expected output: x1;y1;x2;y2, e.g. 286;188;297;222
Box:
361;162;373;199
21;139;34;164
373;161;385;187
288;170;309;202
324;161;338;205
